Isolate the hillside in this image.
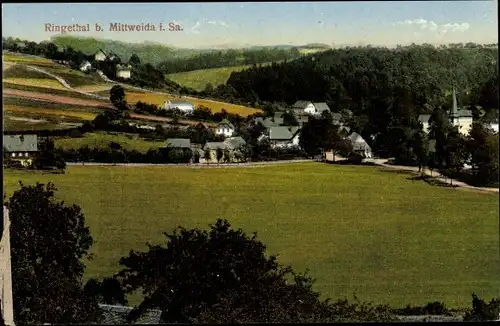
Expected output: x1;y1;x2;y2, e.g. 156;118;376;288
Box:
51;35;216;66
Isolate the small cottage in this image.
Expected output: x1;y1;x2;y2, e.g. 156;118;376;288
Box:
162;138;192;163
79;60;92;72
94;49;107;62
3;134;38;167
347;132;372;158
163;100;195;114
116;64;132;79
268;126;301;149
215;119;235;138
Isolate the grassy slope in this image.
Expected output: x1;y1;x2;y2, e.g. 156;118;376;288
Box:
126;91;262;116
51;36;213;66
54;132;166;153
167;63;273;91
4;163;499;308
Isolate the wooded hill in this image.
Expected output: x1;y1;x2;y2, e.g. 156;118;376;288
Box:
226;43;498;117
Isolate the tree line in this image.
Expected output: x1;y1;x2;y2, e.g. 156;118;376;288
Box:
3;183;499;324
156;47;302;74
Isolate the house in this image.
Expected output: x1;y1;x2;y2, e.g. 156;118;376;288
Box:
94;49;107;62
312;102;331;116
486;120;499;134
253;116;283;129
331;112;343;125
203;142;232;163
163;100;195;114
449;87;473;136
116;64;132;79
165;138;191;149
418;114;431;134
347;132;372;158
202;137;247;163
79;60;92;72
294;114;310;126
292;101;316;115
268;126;301;149
337;125;351;139
3;134;38;166
215;119;235;138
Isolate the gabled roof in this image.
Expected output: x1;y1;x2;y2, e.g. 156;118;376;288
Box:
94;49;107;56
418;114;431;123
116;64;132;70
269;126;300;140
347;132;365;143
204;142;231;150
99;304;162;324
338;125;351;133
166;100;193;106
313;102;330;113
292;101;312;109
223;136;246;149
218;119;235;130
3;135;38;152
165;138;191;148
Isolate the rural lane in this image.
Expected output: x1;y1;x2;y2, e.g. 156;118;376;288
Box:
67;159;314;168
366;158;499;194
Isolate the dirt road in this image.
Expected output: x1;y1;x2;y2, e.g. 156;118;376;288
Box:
3;88;111;107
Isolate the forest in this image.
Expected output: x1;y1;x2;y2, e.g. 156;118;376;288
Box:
156;47;302;74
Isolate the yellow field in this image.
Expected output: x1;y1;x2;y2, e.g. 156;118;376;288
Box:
3;105;97;121
2;53;56;66
125;91;262;116
75;84;113;92
3;77;67;90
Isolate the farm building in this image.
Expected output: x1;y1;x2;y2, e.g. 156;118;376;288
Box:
3;134;38;167
347;132;372;158
79;60;92;72
116;64;132;79
94;49;107;62
292;101;316;115
268;126;301;149
215;119;235;138
163;100;195;114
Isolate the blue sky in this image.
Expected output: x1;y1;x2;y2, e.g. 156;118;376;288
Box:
2;2;497;48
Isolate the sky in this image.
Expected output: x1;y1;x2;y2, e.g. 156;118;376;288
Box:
2;2;498;48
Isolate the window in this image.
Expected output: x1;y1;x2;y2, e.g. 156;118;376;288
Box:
11;153;16;157
25;152;29;157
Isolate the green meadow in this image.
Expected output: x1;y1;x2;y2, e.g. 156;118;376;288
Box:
3;163;499;308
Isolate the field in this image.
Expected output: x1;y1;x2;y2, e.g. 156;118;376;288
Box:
125;91;262;116
3;163;499;308
167;63;270;91
3;77;68;90
3;82;105;101
54;132;166;153
3;53;57;66
3;116;78;131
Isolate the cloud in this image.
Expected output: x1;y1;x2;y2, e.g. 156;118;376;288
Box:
208;20;229;27
393;18;470;34
190;20;201;34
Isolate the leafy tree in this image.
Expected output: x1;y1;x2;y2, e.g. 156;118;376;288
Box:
216;147;224;163
32;137;66;170
282;111;299;126
204;148;212;164
5;182;100;325
109;85;127;110
115;219;381;323
442;127;469;184
223;149;231;163
129;53;141;67
467;123;499;186
193;150;201;163
464;293;500;321
83;277;128;306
